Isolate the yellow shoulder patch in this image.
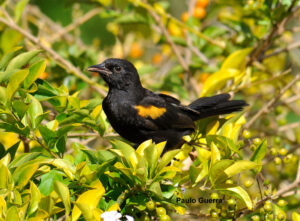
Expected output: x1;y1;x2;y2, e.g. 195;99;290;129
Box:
135;105;166;119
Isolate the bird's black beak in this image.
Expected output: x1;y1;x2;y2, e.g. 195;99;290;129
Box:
87;63;112;76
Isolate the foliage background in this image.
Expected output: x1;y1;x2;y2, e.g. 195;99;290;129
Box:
0;0;300;220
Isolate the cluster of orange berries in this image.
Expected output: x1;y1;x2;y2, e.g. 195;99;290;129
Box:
181;0;209;22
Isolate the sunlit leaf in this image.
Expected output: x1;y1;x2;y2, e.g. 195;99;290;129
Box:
28;181;41;215
71;181;105;221
250;139;267;172
6;69;29;102
13;162;39;189
6;50;41;71
224;160;260;177
216;185;253;210
24;60;46;89
54;180;71;215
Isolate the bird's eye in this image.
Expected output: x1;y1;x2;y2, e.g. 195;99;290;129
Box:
114;66;121;72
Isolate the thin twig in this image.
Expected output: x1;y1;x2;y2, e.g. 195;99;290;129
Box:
278;121;300;132
263;40;300;59
284;93;300;103
245;74;300;128
68;132;99;137
0;7;107;97
238;160;300;218
145;1;199;96
49;8;101;42
129;0;225;48
233;69;291;92
247;0;300;65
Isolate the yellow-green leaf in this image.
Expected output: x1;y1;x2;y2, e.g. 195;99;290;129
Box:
211;143;221;164
6;50;41;71
13;163;39;189
6;206;19;221
217;186;253;210
28;181;41;215
6;69;29;102
292;212;300;221
71;181;105;221
24;60;46;89
201;69;239;96
221;48;252;70
224;160;260;177
54;180;71;215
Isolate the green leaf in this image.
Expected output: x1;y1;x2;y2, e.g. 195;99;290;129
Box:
28;181;41;215
149;182;162;197
224;160;260;177
207;135;241;158
12;100;29;119
0;29;22;54
0;46;22;71
216;185;253;210
39;169;63;196
111;140;138;169
0;143;5;159
24;60;46;89
13;162;39;189
55;136;66;154
6;50;41;71
250;139;267;173
14;0;29;22
27;94;43;129
156;149;180;174
144;143;158;177
0;86;6;104
38;125;56;146
0;122;29;136
53;180;71;215
6;141;21;160
6;69;29;102
6;206;19;221
210;159;234;185
161;184;176;199
190;161;209;185
9;152;42;168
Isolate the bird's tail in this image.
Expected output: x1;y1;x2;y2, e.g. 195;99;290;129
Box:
188;93;248;120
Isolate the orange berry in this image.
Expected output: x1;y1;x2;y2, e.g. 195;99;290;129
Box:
199;73;209;83
193;7;206;19
152;53;162;64
39;72;49;79
130;42;143;58
196;0;209;8
181;12;189;22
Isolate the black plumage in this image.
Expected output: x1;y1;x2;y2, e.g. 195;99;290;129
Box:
88;58;248;149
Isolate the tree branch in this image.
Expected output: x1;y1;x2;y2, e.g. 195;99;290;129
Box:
0;7;107;97
145;1;199;96
247;0;300;65
245;74;300;128
237;159;300;218
49;8;101;42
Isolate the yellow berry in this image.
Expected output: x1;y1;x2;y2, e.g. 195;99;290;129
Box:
279;148;288;156
243;130;252;139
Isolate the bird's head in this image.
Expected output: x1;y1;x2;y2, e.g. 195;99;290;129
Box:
87;58;141;90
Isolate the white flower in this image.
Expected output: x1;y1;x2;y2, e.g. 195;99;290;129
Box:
125;215;134;221
101;211;122;221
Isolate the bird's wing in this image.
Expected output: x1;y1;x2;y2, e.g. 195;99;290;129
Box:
134;93;195;131
158;92;200;117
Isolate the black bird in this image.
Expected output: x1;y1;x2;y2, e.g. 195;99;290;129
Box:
88;58;247;149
